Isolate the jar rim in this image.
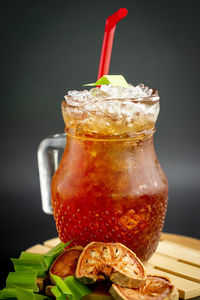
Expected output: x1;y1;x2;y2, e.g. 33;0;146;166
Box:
62;94;159;140
65;128;155;142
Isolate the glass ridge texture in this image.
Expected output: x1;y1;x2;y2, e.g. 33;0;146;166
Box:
51;92;168;262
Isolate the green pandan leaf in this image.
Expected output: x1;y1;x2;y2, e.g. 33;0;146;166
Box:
6;272;38;292
51;274;73;298
84;75;129;88
51;275;92;300
64;276;92;300
0;287;52;300
19;252;47;269
51;285;70;300
0;287;17;299
1;241;72;299
16;287;51;299
19;241;71;273
11;257;46;278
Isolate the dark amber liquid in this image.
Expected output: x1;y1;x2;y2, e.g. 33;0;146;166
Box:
51;136;168;262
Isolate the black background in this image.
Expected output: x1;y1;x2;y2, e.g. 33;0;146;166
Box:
0;0;200;291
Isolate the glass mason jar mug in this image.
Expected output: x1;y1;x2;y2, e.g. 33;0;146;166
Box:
38;91;168;262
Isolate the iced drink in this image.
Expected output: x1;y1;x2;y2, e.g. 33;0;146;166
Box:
51;83;168;262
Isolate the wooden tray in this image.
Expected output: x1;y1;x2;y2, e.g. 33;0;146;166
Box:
26;233;200;299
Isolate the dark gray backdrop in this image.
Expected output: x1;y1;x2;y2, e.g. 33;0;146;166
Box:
0;0;200;289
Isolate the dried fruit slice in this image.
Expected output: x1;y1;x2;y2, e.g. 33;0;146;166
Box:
36;276;49;292
76;242;146;288
109;275;179;300
50;246;83;281
45;285;55;297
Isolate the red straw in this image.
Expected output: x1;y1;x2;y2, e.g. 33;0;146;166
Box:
97;8;128;80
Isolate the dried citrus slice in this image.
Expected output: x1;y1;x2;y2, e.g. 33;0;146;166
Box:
50;246;83;281
76;242;146;288
109;275;179;300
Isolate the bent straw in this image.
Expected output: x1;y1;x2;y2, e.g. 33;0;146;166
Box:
97;8;128;80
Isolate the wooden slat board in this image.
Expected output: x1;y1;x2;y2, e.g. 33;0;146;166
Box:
26;233;200;299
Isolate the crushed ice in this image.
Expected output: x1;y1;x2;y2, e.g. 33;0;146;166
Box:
64;84;159;121
67;83;155;102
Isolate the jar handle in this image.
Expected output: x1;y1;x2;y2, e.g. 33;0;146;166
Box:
37;133;66;214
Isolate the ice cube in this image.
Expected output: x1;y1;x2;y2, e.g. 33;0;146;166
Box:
90;88;110;99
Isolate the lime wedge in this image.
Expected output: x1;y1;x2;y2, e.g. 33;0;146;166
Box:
84;75;129;88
